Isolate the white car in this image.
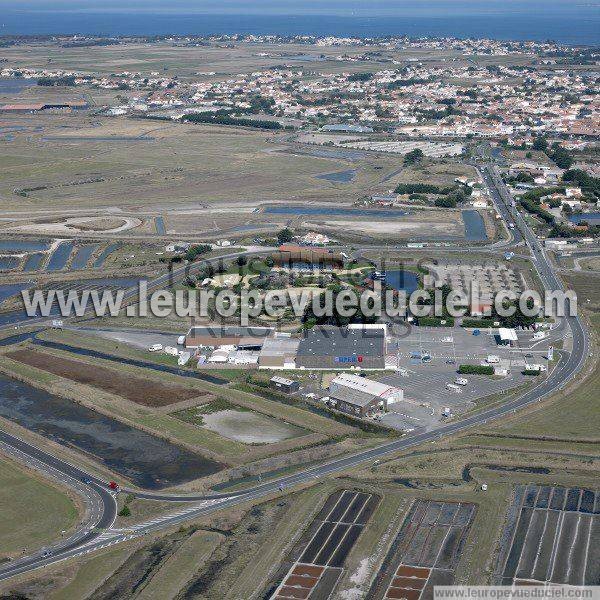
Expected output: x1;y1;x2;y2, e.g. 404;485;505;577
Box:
148;344;163;352
177;335;186;345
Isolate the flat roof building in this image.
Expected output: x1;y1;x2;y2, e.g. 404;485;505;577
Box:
258;336;300;369
497;328;518;345
295;326;386;370
270;376;300;394
329;383;389;418
185;326;274;349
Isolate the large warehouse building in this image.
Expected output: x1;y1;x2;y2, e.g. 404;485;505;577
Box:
185;326;274;349
295;326;387;370
329;374;403;418
258;336;301;369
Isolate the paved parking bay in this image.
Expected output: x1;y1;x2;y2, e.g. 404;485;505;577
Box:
368;325;552;431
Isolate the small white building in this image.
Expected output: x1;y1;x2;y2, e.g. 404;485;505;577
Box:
208;348;231;363
561;199;582;210
300;232;330;246
545;239;568;250
165;242;191;253
498;328;518;345
471;199;488;208
565;187;583;198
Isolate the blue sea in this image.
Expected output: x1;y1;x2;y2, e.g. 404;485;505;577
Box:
0;8;598;45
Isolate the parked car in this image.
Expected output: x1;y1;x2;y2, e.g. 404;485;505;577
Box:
148;344;163;352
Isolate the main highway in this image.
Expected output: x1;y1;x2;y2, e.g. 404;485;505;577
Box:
0;164;590;581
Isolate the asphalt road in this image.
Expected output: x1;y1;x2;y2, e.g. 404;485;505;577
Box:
0;168;590;581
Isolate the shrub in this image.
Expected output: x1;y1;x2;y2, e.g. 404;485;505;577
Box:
394;183;453;195
458;365;495;375
462;319;495;328
417;316;455;327
182;112;282;130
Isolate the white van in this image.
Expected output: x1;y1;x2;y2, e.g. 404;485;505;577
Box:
486;355;500;364
455;377;468;386
148;344;163;352
177;335;186;345
525;364;547;372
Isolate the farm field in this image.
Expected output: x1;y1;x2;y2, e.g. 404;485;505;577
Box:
0;340;356;485
4;348;205;407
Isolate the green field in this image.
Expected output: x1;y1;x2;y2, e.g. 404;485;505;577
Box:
487;315;600;441
0;457;79;558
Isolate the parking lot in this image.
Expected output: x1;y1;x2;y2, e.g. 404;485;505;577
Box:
74;324;556;434
373;326;551;431
76;327;182;351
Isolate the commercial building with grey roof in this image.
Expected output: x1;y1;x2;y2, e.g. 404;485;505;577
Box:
295;326;386;370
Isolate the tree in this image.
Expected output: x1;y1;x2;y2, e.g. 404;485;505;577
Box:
532;136;548;151
434;196;457;208
277;228;294;245
515;172;535;184
118;505;131;517
184;244;212;262
404;149;424;165
303;283;377;327
491;298;538;328
548;145;574;169
562;169;600;195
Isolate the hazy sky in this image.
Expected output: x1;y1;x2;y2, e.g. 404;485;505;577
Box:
0;0;593;15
